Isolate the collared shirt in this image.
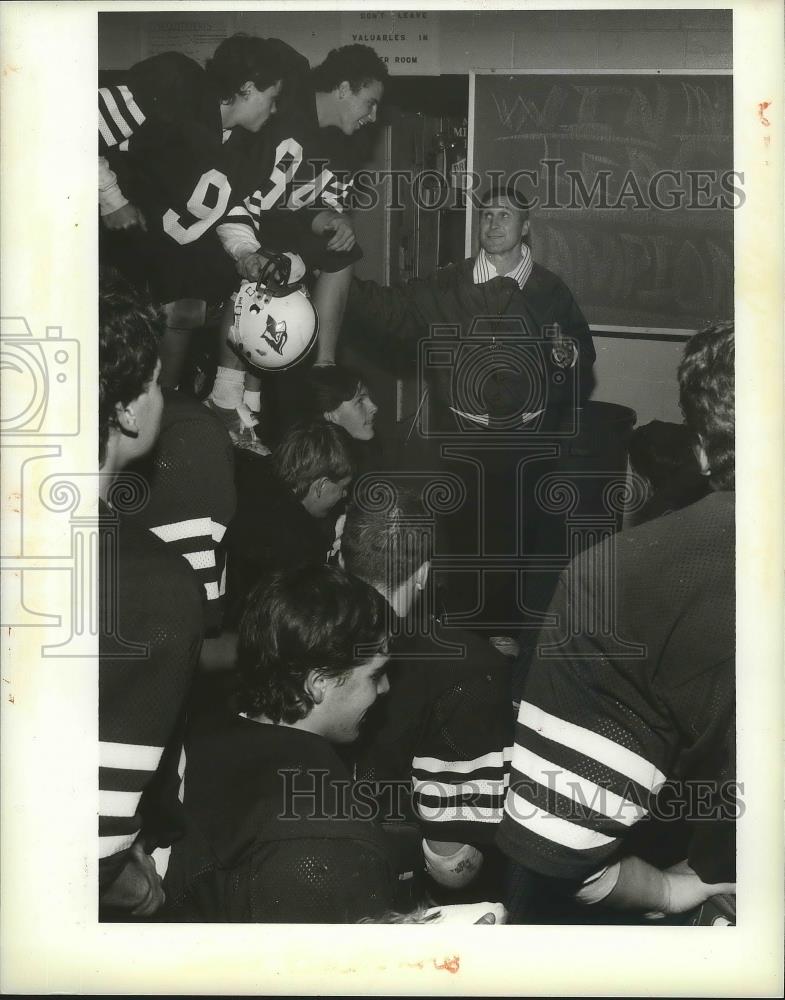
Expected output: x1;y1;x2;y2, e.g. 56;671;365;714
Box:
472;243;533;289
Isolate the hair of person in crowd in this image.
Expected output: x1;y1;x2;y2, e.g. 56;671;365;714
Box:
236;564;389;723
677;322;735;491
340;483;432;597
271;420;356;499
205;34;292;101
305;366;379;440
311;43;389;94
99;268;163;465
628;420;702;491
358;902;506;924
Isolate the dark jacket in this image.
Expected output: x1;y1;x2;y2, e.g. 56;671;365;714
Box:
345;259;596;423
163;716;395;922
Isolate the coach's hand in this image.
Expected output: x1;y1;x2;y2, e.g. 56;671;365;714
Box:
312;210;356;253
103;202;147;232
99;840;165;917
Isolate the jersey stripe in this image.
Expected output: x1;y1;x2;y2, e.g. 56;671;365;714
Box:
99;87;138;148
99;788;143;818
417;803;501;824
99;832;137;859
513;746;647;826
413;777;508;799
182;549;216;572
149;518;226;624
504;787;617;850
98;85;145;147
151;517;212;544
98;111;119;149
117;85;146;125
99;740;163;771
519;702;668;793
412;749;509;776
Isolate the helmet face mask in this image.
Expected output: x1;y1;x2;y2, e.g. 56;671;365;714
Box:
229;253;318;371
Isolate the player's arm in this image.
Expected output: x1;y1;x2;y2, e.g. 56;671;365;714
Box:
217;205;295;283
411;651;513;888
497;566;683;902
98;76;148;230
301;162;358;252
98;57;191;227
343;275;431;373
594;856;735;915
422;838;484;889
311;208;356;253
99;156;147;231
99;526;203;913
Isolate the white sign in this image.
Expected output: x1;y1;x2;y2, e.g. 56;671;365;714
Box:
341;10;439;75
143;15;232;66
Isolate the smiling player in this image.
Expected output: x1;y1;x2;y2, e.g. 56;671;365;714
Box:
99;34;303;388
207;45;388;449
162;565;399;923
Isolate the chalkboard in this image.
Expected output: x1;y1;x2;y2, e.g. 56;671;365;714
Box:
468;73;734;331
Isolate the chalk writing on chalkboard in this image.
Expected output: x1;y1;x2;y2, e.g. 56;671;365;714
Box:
470;75;734;330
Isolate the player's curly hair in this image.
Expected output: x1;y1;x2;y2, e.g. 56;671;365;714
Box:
237;565;390;723
271;420;355;499
205;34;302;101
99;269;162;465
311;44;388;94
678;322;735;491
341;481;432;596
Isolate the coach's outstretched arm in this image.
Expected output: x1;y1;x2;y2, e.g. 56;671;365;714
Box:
344;275;431;372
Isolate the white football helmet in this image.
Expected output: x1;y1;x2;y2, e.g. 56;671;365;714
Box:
229;252;318;371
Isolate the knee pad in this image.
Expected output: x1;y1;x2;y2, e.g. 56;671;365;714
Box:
164;298;207;331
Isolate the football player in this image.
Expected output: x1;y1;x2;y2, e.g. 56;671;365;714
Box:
339;482;514;899
205;44;388;450
498;324;737;923
99;34;304;388
98;273;203;918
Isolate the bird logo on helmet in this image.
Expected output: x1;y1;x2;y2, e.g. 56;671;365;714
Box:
229;251;318;371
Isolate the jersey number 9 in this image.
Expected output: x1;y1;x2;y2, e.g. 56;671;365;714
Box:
162;168;232;245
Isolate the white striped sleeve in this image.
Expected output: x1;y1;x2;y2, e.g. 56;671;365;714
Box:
99;84;147;151
149;516;226;630
498;695;672;880
412;748;512;830
99;740;164;863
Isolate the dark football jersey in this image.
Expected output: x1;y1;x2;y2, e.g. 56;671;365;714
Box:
220;83;362;270
497;490;736;885
125;390;236;636
163;716;395;922
99;501;203;890
99;52;267;246
349;619;514;847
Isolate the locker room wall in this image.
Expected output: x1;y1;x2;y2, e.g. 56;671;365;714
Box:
98;9;732;74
